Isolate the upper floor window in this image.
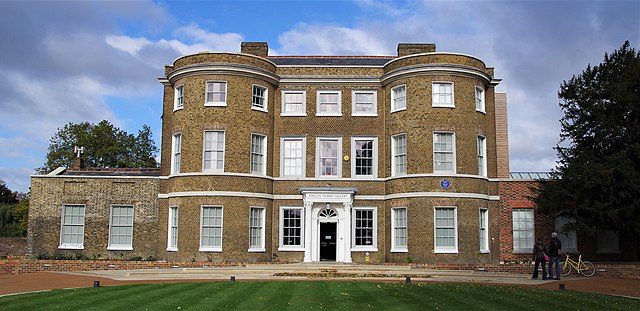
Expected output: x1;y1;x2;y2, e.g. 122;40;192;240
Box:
477;136;487;177
174;85;184;110
316;137;342;178
351;137;378;178
252;85;268;112
475;86;485;112
391;134;407;176
171;133;181;175
391;85;406;112
108;205;134;251
250;134;267;175
434;206;458;253
433;132;455;174
59;204;85;249
432;82;454;108
203;131;225;172
281;137;306;178
352;90;377;116
205;81;227;106
281;90;306;116
316;90;341;116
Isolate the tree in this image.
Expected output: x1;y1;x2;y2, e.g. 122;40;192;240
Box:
38;120;159;173
0;181;25;237
535;41;640;241
0;181;18;205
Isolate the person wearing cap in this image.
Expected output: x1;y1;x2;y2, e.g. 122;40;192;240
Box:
548;232;562;280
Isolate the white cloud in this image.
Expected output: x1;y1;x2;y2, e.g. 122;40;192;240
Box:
106;35;152;56
276;23;389;55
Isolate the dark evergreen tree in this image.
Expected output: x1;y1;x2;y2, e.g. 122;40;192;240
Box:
535;41;640;241
38;120;159;173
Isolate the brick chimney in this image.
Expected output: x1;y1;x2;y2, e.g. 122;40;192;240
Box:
241;42;269;57
494;92;510;178
397;43;436;57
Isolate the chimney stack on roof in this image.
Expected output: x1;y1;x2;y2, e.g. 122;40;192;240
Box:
397;43;436;57
241;42;269;57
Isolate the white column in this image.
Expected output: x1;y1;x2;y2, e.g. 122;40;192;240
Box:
343;202;353;263
303;201;313;262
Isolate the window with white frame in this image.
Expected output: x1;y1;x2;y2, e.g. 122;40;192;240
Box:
352;207;377;250
555;216;577;252
252;85;268;111
200;206;223;251
249;207;265;251
167;206;178;251
391;134;407;176
203;131;225;172
432;82;454;107
391;207;408;252
205;81;227;106
59;204;85;249
512;209;534;252
391;85;406;112
108;205;134;250
475;86;485;112
351;137;378;178
279;207;304;250
316;137;342;177
477;136;487;177
352;90;377;116
479;208;489;253
434;207;458;253
280;137;306;177
174;85;184;110
250;134;267;175
316;90;341;116
171;133;181;175
433;132;455;174
281;90;306;116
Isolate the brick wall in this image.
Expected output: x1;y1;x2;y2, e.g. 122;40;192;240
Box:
0;237;27;257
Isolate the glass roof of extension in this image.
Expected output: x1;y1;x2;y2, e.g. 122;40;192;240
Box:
510;172;552;180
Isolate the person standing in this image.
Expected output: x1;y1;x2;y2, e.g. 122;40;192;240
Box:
548;232;562;280
532;238;547;279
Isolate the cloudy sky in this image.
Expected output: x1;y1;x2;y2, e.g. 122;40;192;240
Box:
0;0;638;193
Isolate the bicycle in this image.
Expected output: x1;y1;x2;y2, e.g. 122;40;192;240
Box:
560;253;596;277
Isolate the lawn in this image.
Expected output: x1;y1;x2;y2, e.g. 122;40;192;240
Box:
1;281;638;310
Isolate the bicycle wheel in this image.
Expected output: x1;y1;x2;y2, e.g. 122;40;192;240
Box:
560;261;572;277
580;261;596;277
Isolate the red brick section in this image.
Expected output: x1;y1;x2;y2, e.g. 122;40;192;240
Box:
65;167;161;174
1;259;638;279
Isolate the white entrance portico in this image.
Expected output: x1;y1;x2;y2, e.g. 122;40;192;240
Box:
300;187;357;263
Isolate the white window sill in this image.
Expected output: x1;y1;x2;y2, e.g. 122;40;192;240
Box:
351;113;378;117
434;249;458;254
352;247;378;252
476;109;486;114
280;113;307;117
204;103;227;107
352;175;376;179
390;107;406;113
199;247;222;252
278;247;305;252
248;248;266;253
173;107;183;112
432;104;455;108
251;107;268;112
58;245;84;250
107;246;133;251
434;170;456;175
480;249;490;254
316;113;342;117
202;169;224;173
166;247;178;252
315;175;341;179
391;247;408;253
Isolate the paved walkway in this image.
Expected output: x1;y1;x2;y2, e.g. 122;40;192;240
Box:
1;263;639;298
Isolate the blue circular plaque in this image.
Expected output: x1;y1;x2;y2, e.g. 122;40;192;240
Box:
440;179;450;189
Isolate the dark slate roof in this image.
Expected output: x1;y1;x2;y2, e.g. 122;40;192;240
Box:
61;168;161;177
268;57;395;66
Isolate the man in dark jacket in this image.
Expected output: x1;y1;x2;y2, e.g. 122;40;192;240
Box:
548;232;562;280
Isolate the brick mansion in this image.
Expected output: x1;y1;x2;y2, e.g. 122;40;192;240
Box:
28;42;628;265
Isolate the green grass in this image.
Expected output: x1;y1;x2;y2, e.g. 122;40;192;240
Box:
1;281;638;310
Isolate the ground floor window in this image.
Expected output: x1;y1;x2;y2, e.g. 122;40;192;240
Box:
200;206;223;252
167;206;178;251
352;207;377;250
434;207;457;253
108;205;134;250
479;208;489;253
279;206;303;250
512;209;534;252
554;215;577;252
597;229;620;254
249;207;265;252
59;204;85;249
391;207;407;252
